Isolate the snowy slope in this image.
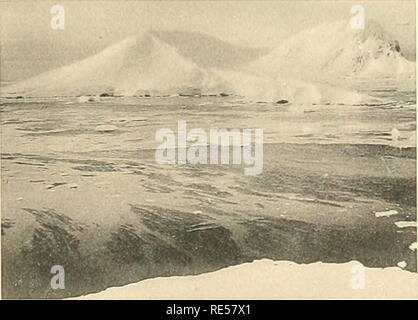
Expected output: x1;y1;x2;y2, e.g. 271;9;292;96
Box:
75;259;418;299
2;31;269;98
2;34;206;97
250;20;415;81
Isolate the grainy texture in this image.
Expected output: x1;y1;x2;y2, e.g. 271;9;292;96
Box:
1;1;416;299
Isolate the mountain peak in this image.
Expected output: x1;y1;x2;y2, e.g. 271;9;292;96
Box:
146;29;270;69
250;19;413;80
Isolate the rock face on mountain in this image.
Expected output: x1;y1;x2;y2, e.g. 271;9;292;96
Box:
2;21;414;103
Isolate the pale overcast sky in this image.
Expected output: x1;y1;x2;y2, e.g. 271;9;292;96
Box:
1;1;415;81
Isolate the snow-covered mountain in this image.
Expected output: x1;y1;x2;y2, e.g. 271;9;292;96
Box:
2;31;271;98
2;33;201;97
2;21;414;103
250;20;415;81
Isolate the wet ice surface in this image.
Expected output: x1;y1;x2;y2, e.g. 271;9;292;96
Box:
1;93;416;298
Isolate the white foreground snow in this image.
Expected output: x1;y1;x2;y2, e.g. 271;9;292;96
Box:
75;259;418;299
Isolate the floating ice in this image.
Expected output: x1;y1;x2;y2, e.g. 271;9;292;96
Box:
390;128;416;149
394;221;417;228
375;210;398;218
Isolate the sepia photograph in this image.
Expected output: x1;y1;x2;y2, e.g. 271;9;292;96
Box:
0;0;417;301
